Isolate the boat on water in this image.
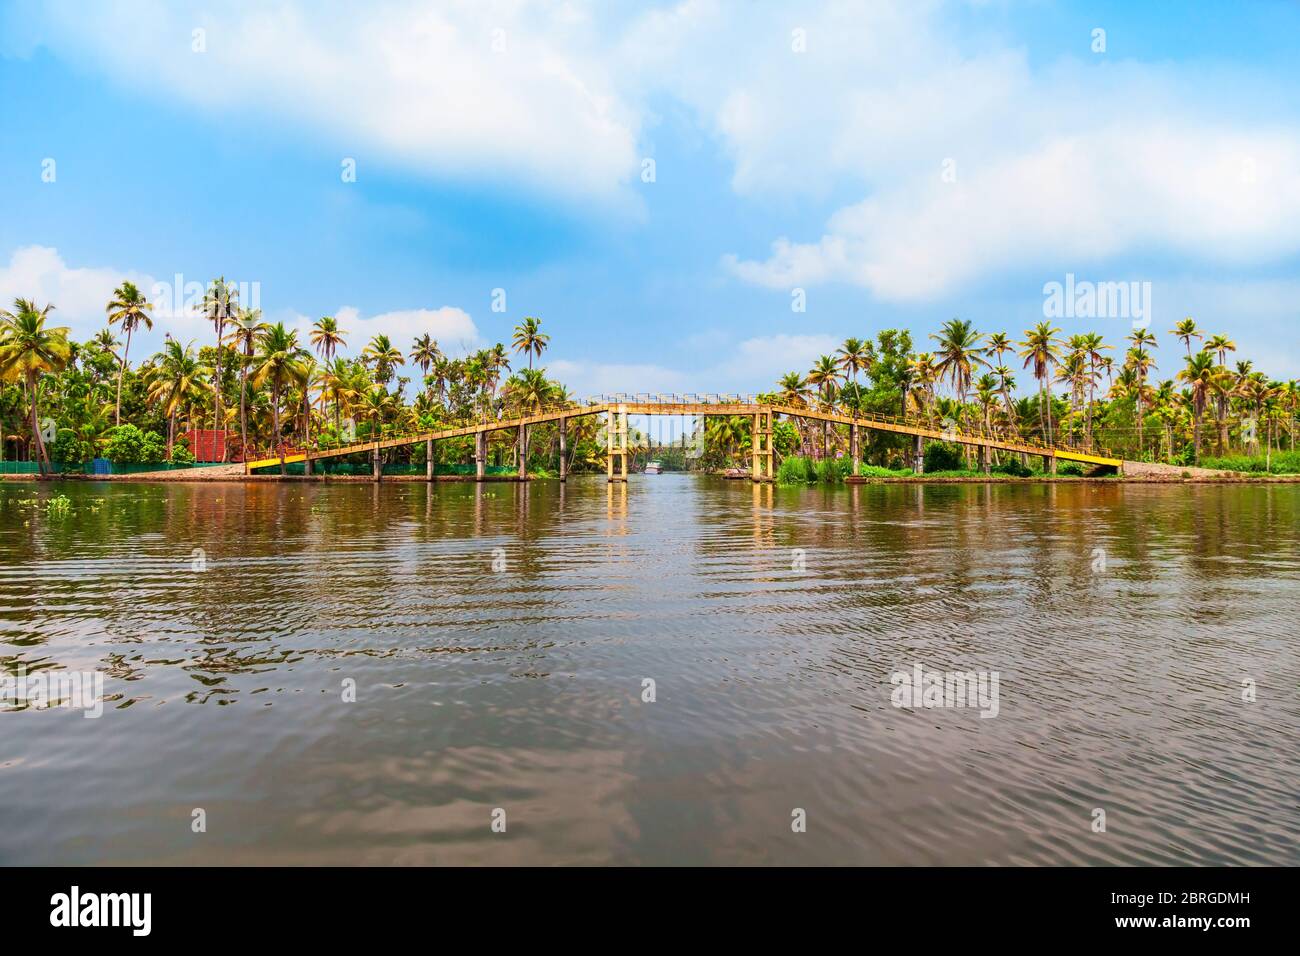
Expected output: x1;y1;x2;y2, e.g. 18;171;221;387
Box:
644;460;663;475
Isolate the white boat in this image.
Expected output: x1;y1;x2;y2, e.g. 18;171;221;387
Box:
644;460;663;475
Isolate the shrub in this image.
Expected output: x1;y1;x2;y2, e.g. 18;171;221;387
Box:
815;457;851;484
169;445;196;466
49;428;96;468
104;425;167;465
776;455;817;484
991;457;1032;477
1057;462;1084;477
1201;451;1300;475
858;464;912;477
923;441;963;472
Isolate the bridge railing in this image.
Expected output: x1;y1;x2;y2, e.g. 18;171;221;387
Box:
288;394;1113;462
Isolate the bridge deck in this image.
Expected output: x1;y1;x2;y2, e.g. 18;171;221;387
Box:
248;400;1122;472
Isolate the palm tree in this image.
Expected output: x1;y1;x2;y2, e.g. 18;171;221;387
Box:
202;278;238;459
1127;328;1158;457
225;307;265;460
0;299;71;475
410;334;442;394
512;316;549;370
310;316;347;363
807;354;841;458
931;319;986;405
362;334;403;386
250;323;310;474
1178;351;1217;461
147;339;209;459
105;281;153;426
357;386;397;439
836;337;872;386
1205;333;1236;369
1019;322;1061;443
931;318;986;460
1172;317;1202;357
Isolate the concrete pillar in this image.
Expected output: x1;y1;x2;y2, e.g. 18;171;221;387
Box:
372;444;381;481
980;444;991;475
851;423;859;475
1048;454;1058;476
475;432;486;481
517;422;527;480
606;410;614;482
558;417;567;481
913;433;925;474
752;414;761;481
426;438;434;481
304;457;312;477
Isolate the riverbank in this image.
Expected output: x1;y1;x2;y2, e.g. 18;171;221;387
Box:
7;471;1300;485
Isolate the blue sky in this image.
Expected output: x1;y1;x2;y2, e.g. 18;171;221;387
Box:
1;0;1298;399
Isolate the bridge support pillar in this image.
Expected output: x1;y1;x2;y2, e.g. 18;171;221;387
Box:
1045;453;1057;475
558;418;567;481
426;438;434;481
913;434;925;474
606;406;628;482
750;409;774;481
851;423;859;475
980;444;991;475
475;432;486;481
372;444;381;482
517;422;528;480
304;457;312;477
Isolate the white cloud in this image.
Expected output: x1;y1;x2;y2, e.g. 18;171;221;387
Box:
311;306;481;359
549;332;839;397
9;0;642;203
616;1;1300;301
0;245;161;341
0;245;482;368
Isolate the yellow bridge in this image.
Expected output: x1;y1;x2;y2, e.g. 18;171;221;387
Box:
245;394;1124;480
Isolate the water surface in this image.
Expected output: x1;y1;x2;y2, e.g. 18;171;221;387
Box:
1;477;1297;864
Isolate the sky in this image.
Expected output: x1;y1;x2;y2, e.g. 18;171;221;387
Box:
1;0;1299;401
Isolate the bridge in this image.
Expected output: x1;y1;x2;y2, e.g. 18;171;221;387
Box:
245;393;1124;480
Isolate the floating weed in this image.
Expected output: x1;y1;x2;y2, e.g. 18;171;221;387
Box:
45;495;72;517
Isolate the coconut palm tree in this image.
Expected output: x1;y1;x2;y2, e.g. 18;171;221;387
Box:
105;281;153;426
807;354;841;458
1178;351;1217;461
1074;332;1109;448
1018;322;1061;444
1126;329;1158;457
409;334;442;393
362;334;403;385
310;316;347;363
0;299;72;475
1205;334;1236;369
225;307;266;460
1171;317;1202;357
930;318;986;406
147;338;210;459
836;337;872;386
512;316;549;370
250;323;310;474
202;278;238;459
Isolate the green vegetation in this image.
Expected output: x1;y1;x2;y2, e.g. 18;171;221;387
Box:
2;285;1296;481
1200;450;1300;475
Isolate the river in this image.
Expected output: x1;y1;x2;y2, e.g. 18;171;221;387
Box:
1;477;1296;864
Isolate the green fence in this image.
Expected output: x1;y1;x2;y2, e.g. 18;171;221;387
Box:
0;461;61;475
1;460;228;476
250;461;517;477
